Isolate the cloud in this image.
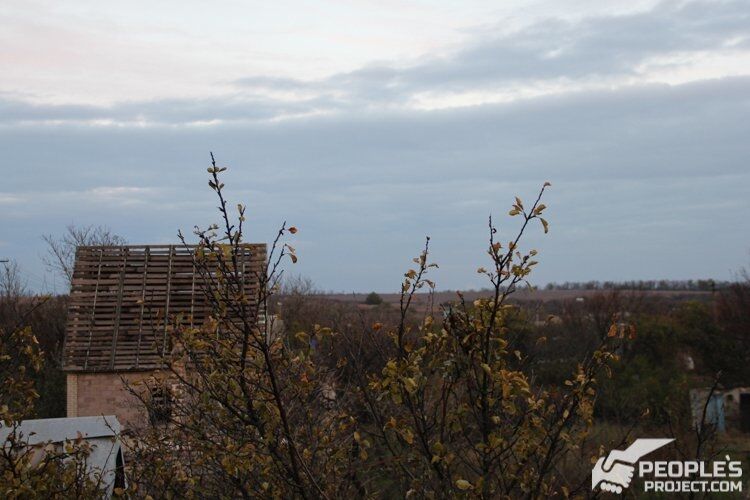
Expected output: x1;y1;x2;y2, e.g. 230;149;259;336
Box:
0;193;25;205
2;74;749;291
0;95;333;125
237;0;750;108
1;1;748;126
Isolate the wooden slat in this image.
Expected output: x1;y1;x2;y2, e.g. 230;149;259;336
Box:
82;249;104;371
161;245;174;358
108;247;128;369
135;246;150;370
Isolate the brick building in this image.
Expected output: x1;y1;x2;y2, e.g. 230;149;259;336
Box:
63;244;266;430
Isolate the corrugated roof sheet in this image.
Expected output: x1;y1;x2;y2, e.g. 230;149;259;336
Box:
0;416;125;496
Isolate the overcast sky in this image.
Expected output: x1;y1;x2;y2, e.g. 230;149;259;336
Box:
1;0;749;293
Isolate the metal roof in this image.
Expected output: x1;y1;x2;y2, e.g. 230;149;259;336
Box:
0;415;120;445
0;416;126;497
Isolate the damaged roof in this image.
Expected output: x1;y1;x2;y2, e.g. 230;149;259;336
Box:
63;244;266;372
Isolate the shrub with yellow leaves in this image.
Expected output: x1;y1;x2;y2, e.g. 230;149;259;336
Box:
341;183;618;498
0;304;104;498
124;158;617;499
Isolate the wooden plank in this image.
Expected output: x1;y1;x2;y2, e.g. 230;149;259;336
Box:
108;247;128;369
136;246;150;370
161;245;173;357
82;248;104;371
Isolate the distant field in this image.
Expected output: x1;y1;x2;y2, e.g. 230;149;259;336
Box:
321;288;713;306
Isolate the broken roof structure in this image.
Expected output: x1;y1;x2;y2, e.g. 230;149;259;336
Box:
63;244;266;372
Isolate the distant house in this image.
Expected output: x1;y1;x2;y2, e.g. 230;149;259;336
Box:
0;416;125;497
63;244;266;430
689;386;750;433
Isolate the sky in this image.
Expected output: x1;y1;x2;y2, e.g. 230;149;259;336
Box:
1;0;749;293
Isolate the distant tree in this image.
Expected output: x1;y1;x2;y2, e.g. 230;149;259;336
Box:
42;224;126;286
277;274;320;334
0;260;26;300
0;260;68;417
280;274;317;297
364;291;383;305
597;315;686;424
679;277;750;387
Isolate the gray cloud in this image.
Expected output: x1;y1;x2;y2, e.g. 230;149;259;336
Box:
2;0;748;127
240;0;750;105
0;95;336;124
2;75;748;292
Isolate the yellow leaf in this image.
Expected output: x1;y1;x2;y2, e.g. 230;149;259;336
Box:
402;429;414;445
607;324;618;338
456;479;473;490
628;325;637;340
540;218;549;233
403;377;418;393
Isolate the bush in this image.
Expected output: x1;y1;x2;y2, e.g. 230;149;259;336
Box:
0;301;104;497
121;161;622;498
364;291;383;305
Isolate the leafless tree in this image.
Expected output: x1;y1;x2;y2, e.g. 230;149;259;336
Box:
0;260;27;300
42;224;126;285
280;274;317;297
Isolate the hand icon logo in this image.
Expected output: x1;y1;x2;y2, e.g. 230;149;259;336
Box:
592;457;635;493
591;439;673;493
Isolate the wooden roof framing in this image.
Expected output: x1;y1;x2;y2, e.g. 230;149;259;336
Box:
63;244;266;372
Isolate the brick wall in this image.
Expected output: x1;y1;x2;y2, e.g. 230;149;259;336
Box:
66;371;161;430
